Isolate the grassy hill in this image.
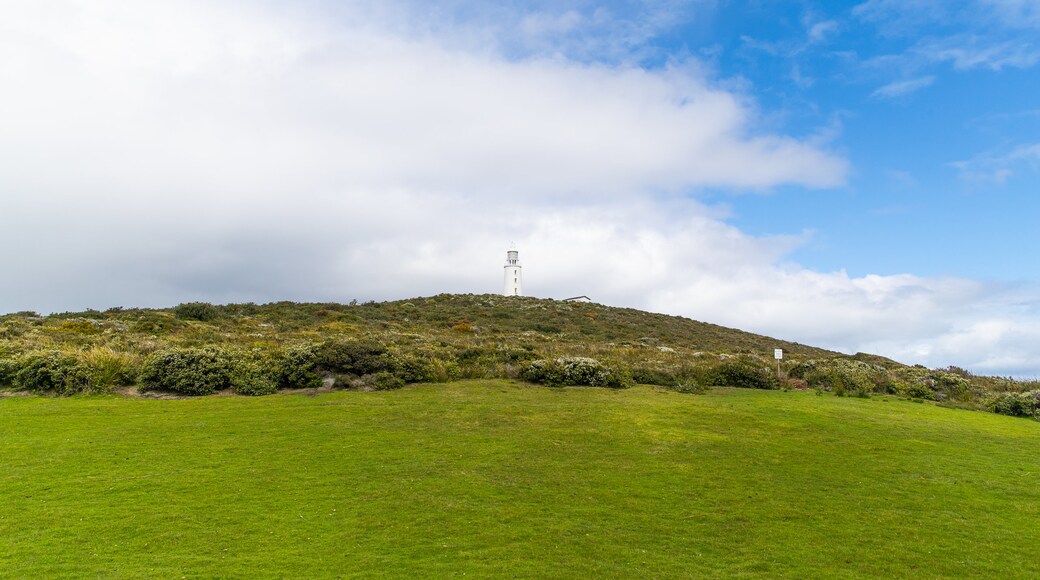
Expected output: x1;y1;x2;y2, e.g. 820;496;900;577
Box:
4;296;1040;575
2;382;1039;577
2;293;838;357
0;294;1036;416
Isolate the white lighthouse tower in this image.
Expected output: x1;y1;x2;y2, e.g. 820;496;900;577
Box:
503;245;522;296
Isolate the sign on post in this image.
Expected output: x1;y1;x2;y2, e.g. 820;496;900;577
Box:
774;349;783;360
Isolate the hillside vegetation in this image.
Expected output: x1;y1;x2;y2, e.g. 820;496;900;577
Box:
2;383;1039;577
1;294;1037;418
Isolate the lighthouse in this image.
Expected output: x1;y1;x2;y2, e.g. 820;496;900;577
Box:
503;245;522;296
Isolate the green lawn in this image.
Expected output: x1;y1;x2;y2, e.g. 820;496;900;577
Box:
2;383;1039;578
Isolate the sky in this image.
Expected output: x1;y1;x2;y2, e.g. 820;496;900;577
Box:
1;0;1039;376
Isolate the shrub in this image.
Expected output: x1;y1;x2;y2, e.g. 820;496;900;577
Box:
0;325;25;339
384;350;453;384
372;372;405;391
131;312;186;334
451;322;475;333
782;378;809;391
931;371;974;403
522;357;630;388
558;357;614;387
140;347;233;395
789;359;888;395
423;358;461;383
230;358;278;396
893;380;934;400
988;391;1040;418
276;344;322;389
0;356;19;386
521;359;566;387
315;340;390;376
14;351;91;395
173;302;220;322
389;355;431;383
498;348;538;364
710;360;777;390
56;320;101;335
889;367;978;402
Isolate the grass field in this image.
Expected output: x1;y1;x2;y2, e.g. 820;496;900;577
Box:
2;383;1040;578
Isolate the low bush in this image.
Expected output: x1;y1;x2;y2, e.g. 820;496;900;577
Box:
423;357;461;383
230;358;278;396
274;342;438;391
522;357;630;388
0;325;25;339
930;371;975;402
372;372;405;391
888;367;977;402
388;353;433;383
988;391;1040;418
631;364;713;390
14;351;91;395
0;356;19;386
315;340;390;376
386;350;459;384
140;348;233;395
709;360;777;390
527;322;562;334
455;346;491;363
789;359;887;396
56;320;101;335
521;359;566;386
892;380;935;400
276;344;322;389
782;378;809;391
131;313;186;334
173;302;220;322
498;347;538;364
451;322;475;333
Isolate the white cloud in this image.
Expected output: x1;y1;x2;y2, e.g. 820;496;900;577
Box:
807;19;840;44
870;75;935;98
980;0;1040;29
917;36;1040;70
853;0;1040;77
518;204;1040;377
951;143;1040;184
852;0;955;30
389;0;704;65
0;0;844;303
2;1;1040;377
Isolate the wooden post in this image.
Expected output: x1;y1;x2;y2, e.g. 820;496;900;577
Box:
774;349;783;383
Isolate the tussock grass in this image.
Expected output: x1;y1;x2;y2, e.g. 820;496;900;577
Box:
79;347;141;391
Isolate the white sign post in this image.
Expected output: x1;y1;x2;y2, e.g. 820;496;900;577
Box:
774;349;783;381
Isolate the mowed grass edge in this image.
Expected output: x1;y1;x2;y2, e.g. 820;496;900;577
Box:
1;382;1039;578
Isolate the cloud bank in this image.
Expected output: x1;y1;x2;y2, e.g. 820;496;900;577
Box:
2;1;1039;376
